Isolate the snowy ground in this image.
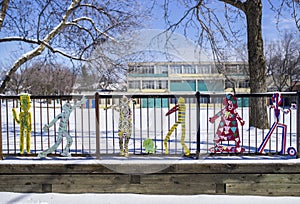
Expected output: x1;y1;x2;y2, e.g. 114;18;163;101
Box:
1;192;300;204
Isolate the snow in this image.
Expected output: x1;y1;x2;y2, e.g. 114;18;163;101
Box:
1;192;300;204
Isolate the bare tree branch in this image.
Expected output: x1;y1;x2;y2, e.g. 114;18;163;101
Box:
0;0;146;93
0;0;10;30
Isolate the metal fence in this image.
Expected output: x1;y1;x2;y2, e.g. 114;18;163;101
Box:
0;92;299;159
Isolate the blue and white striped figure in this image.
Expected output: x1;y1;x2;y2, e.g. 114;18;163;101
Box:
258;92;296;156
38;97;86;158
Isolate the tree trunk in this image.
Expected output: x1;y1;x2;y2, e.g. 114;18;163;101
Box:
245;0;269;129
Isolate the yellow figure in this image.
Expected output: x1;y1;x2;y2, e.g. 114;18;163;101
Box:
164;97;190;156
12;94;32;154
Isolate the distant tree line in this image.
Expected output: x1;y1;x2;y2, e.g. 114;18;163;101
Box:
6;62;76;95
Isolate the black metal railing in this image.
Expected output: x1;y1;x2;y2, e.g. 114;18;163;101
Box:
0;91;299;159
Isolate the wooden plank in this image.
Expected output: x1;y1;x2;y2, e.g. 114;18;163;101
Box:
174;163;300;174
0;184;43;193
52;183;216;194
1;163;300;174
0;174;131;185
141;173;300;185
1;163;300;195
226;183;300;196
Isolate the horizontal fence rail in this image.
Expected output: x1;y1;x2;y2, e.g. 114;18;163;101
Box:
0;92;299;159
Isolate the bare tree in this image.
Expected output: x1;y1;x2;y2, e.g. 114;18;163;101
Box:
265;31;300;92
0;0;146;93
84;37;133;91
8;62;76;95
162;0;300;128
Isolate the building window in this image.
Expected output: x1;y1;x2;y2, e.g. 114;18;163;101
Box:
182;65;196;74
238;80;249;88
141;65;154;74
170;64;182;74
142;80;155;89
128;81;140;89
197;65;210;74
225;79;235;89
225;64;238;74
156;80;168;89
156;65;168;74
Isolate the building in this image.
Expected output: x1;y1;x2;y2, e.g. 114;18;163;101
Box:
127;61;249;94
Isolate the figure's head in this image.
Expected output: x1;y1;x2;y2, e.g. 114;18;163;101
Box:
178;97;185;105
19;94;31;111
62;103;72;112
272;92;282;120
120;95;129;104
224;93;238;111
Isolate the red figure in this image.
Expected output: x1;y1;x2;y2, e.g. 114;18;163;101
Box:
209;94;245;153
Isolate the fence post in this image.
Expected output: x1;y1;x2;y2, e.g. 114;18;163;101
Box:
95;92;100;159
0;101;2;160
195;91;200;159
297;91;300;158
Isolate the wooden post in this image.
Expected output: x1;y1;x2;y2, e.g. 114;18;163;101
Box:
95;92;100;159
195;91;200;159
0;100;2;160
297;91;300;158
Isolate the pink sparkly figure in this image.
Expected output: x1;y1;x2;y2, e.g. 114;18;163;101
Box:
209;93;245;153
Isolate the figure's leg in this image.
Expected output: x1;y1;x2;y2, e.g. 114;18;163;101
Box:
279;123;287;155
38;133;63;158
180;123;190;156
26;129;31;154
164;122;178;154
61;132;73;157
124;132;131;157
119;131;124;156
235;136;240;148
210;133;224;153
20;127;24;154
258;122;278;154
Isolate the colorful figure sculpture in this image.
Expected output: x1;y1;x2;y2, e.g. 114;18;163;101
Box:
258;92;296;156
105;95;132;157
164;97;190;156
143;138;156;154
38;97;86;158
12;94;32;154
209;93;245;153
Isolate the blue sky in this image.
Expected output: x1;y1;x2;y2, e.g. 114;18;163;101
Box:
146;0;299;42
0;1;299;68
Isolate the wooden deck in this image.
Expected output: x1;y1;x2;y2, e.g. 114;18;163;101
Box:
1;157;300;196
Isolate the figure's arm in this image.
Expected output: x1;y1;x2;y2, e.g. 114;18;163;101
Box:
236;112;245;126
28;112;32;132
73;96;87;109
43;113;61;131
282;103;296;114
104;104;119;112
209;109;223;123
165;105;179;116
12;108;20;124
103;105;112;110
